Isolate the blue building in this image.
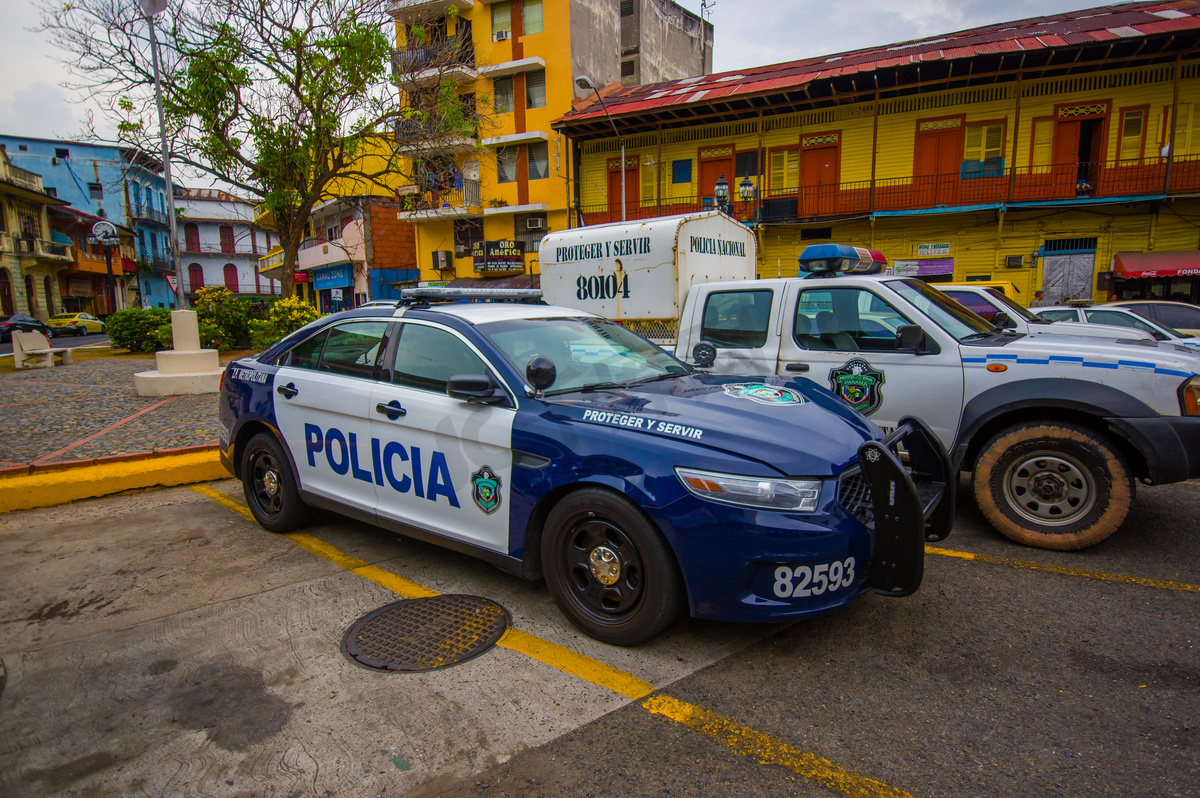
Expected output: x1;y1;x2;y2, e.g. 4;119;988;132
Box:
0;136;177;310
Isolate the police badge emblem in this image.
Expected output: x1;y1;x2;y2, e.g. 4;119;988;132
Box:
471;466;502;514
828;359;885;415
721;382;805;405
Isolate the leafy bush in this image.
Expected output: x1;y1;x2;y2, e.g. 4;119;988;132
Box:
248;295;320;351
193;286;251;349
106;307;171;352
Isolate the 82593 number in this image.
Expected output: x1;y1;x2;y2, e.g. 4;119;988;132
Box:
773;558;856;598
576;273;631;301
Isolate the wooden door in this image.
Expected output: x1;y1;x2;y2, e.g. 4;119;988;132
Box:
1051;120;1081;198
699;158;733;210
801;145;839;216
913;128;961;206
0;269;12;315
184;223;200;253
607;165;637;222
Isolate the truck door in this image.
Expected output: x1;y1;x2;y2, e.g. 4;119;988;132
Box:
689;285;782;374
776;282;965;445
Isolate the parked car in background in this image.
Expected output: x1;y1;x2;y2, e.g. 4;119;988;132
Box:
1109;300;1200;336
934;284;1153;341
1033;304;1199;349
47;312;105;337
0;314;54;343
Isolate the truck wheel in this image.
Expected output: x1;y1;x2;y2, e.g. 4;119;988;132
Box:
542;487;684;646
241;432;307;533
972;422;1134;550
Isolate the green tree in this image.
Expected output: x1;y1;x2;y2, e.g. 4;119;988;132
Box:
40;0;483;298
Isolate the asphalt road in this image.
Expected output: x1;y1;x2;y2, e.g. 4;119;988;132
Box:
1;476;1197;797
0;331;111;356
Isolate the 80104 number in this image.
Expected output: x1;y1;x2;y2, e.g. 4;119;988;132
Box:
576;273;631;301
773;558;856;598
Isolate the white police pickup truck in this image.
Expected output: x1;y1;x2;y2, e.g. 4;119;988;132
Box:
674;244;1200;551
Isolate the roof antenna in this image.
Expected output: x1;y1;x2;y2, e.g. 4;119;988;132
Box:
699;0;715;74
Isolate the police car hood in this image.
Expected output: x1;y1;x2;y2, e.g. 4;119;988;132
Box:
545;374;878;477
973;333;1200;372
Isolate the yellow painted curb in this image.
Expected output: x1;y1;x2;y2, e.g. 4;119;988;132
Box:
0;450;229;513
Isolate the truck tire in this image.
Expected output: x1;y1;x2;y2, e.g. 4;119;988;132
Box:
972;422;1134;551
542;487;684;645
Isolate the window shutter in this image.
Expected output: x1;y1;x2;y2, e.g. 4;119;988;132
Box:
525;69;546;109
641;156;656;205
1120;110;1145;161
523;0;543;34
494;77;514;114
491;3;511;33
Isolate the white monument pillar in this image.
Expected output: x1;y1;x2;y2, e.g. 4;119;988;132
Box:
134;310;224;395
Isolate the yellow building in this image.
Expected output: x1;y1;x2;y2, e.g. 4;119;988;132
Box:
555;2;1200;306
389;0;712;286
0;150;72;318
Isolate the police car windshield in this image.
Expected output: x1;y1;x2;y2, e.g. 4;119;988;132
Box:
480;316;688;395
890;278;996;341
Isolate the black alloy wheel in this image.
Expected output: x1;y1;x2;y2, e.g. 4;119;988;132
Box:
240;432;307;533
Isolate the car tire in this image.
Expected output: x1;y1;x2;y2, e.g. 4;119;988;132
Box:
541;487;684;645
972;422;1134;551
241;432;307;533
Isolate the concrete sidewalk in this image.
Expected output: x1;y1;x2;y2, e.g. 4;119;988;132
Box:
0;356;229;511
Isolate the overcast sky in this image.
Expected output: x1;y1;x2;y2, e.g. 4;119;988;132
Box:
2;0;1118;144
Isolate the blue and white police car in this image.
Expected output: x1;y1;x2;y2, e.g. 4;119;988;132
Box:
219;288;953;645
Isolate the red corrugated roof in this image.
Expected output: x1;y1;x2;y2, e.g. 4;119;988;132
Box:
556;1;1200;128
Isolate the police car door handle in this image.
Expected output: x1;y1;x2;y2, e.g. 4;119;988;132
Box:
786;363;810;373
376;400;407;419
277;382;299;399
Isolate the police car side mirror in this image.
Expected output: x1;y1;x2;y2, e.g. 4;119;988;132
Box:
992;311;1013;329
692;341;717;368
447;374;506;405
526;355;557;391
895;325;926;353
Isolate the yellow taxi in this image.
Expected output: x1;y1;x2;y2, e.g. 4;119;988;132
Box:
48;312;106;336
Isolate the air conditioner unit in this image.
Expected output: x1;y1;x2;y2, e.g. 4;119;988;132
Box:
526;217;545;230
51;157;59;166
493;30;511;41
432;250;453;270
1003;254;1025;268
454;243;470;258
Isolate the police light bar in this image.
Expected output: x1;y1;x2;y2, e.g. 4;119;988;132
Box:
797;243;887;275
399;288;544;302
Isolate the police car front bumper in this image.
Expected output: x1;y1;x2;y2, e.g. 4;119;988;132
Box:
654;416;954;624
1108;415;1200;484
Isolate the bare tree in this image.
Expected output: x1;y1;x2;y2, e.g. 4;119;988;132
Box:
39;0;485;297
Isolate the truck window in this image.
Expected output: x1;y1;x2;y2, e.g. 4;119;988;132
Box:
793;288;912;351
1084;309;1169;340
942;290;998;321
701;290;772;348
1037;309;1079;323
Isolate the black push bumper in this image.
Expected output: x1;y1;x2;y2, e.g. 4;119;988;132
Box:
856;415;955;598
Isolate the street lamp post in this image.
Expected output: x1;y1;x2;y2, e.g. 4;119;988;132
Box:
574;75;625;222
738;175;756;222
141;0;187;309
713;171;730;215
88;221;121;315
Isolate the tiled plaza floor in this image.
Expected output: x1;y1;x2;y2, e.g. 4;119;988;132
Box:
0;357;222;469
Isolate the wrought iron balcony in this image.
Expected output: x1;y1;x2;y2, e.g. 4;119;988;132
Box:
131;206;170;226
579;155;1200;227
396;178;482;220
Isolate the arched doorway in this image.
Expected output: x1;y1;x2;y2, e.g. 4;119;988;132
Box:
0;269;13;315
223;263;239;292
24;274;38;316
188;263;204;291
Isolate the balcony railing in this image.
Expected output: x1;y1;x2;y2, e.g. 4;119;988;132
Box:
7;164;44;193
3;235;73;260
181;242;260;255
398;178;481;216
131;206;170;226
580;155;1200;227
139;255;172;271
392;40;475;74
187;281;283;296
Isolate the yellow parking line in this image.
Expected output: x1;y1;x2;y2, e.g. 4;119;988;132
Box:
643;695;914;798
927;546;1200;594
191;484;908;798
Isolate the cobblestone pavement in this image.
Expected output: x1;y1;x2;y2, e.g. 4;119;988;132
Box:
0;357;222;468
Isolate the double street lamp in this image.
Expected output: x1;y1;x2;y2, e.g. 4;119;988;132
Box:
713;172;758;218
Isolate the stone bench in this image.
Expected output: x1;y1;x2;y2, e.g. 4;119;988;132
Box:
13;331;73;369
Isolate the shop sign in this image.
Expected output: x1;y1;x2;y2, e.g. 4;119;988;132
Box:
69;278;92;297
891;258;954;277
313;264;351;290
472;240;525;274
917;243;952;258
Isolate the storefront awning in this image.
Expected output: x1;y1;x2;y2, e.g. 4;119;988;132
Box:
448;274;540;290
1113;251;1200;279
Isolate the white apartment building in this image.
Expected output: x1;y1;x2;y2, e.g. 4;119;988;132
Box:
176;188;280;297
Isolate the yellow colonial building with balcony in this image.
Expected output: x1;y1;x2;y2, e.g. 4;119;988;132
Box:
0;150;72;318
555;2;1200;307
390;0;711;286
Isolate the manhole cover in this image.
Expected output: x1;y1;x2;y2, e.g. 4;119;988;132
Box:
341;595;509;672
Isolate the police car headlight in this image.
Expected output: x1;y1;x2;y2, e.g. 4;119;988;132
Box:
1181;375;1200;416
675;467;822;512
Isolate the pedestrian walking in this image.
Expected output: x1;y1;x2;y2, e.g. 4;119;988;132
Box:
1031;289;1046;307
